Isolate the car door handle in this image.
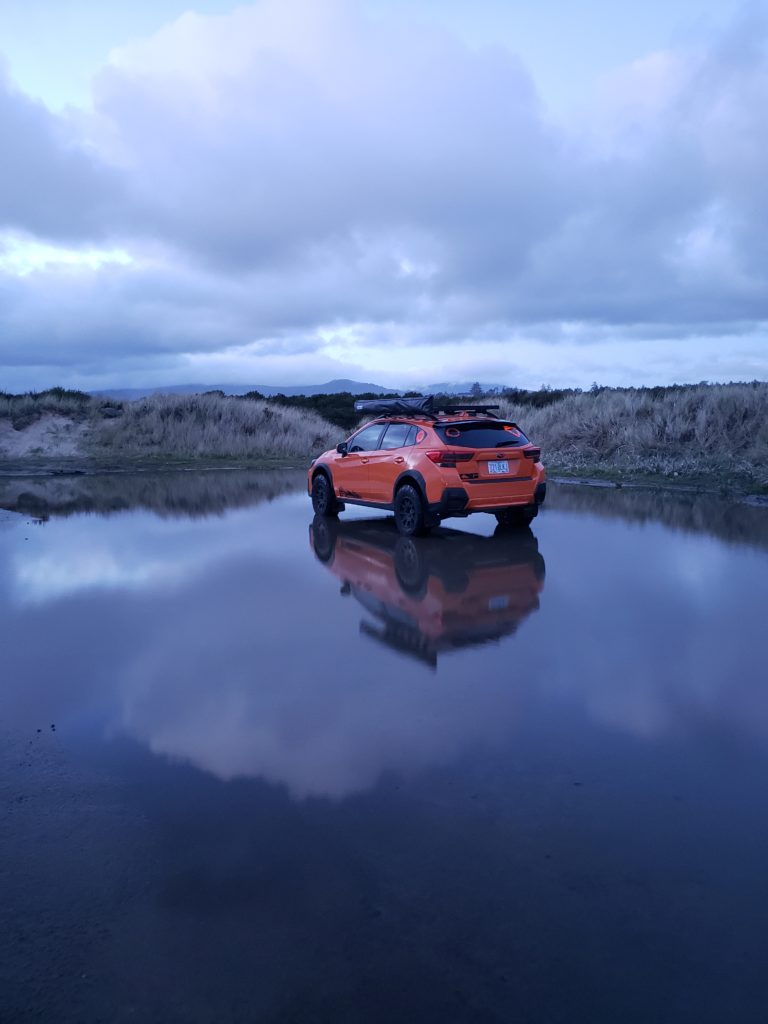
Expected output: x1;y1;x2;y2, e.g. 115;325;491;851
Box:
361;457;370;464
394;457;405;464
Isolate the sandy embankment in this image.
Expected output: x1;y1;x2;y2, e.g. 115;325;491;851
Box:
0;415;90;459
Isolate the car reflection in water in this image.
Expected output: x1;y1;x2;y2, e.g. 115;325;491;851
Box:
310;516;545;667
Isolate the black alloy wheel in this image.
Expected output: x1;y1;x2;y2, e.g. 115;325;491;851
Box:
311;473;339;517
394;484;430;537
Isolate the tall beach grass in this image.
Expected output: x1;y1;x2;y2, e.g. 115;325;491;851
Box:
499;382;768;487
0;387;108;428
1;382;766;488
91;393;340;459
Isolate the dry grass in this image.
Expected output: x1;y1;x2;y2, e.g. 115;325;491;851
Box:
0;388;107;428
499;382;768;487
2;383;766;487
91;393;339;460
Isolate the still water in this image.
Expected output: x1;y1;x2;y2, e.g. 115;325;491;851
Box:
1;471;768;1023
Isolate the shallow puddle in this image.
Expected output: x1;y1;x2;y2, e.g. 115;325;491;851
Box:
2;471;767;1022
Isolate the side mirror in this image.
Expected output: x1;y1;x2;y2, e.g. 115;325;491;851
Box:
336;442;348;456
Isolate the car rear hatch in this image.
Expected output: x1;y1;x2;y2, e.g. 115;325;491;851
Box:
430;420;540;507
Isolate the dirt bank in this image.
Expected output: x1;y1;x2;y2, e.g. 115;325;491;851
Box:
0;415;90;459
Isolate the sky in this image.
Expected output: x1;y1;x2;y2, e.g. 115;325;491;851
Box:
0;0;766;391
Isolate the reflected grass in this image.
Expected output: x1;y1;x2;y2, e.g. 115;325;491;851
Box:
0;467;307;519
548;480;768;552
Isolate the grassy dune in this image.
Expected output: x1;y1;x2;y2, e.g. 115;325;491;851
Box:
0;387;111;426
500;382;768;490
0;392;339;462
93;394;338;459
1;383;766;492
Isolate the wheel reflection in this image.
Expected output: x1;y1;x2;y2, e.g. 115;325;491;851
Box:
309;516;545;667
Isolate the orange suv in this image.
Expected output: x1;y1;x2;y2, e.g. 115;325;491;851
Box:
308;397;546;535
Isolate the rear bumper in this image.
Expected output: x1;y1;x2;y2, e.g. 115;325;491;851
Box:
428;488;469;520
429;480;544;521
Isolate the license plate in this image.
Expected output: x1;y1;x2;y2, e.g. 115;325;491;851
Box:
487;460;509;475
488;595;510;611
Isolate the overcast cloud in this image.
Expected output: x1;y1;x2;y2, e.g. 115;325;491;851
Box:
0;0;766;389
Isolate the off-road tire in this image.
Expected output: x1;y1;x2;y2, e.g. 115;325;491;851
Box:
394;483;431;537
311;473;339;517
495;506;538;529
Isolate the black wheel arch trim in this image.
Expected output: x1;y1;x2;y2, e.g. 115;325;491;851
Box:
311;462;334;486
310;463;345;510
393;469;429;504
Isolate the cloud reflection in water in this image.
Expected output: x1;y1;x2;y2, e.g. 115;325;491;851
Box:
2;475;768;800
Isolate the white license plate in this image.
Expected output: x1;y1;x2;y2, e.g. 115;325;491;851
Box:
487;460;509;475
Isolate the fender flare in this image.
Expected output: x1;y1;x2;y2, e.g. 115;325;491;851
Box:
312;462;334;488
393;469;428;505
311;462;341;503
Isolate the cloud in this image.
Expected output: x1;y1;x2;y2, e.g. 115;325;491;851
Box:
0;0;767;387
93;2;565;280
0;67;123;243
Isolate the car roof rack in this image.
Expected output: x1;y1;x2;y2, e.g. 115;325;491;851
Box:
435;404;500;417
353;396;501;421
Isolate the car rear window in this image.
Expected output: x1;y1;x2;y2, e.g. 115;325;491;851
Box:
434;421;530;448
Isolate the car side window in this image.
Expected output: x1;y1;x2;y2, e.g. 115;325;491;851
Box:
348;424;384;452
380;423;414;450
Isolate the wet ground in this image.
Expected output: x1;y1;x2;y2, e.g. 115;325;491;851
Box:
1;470;768;1023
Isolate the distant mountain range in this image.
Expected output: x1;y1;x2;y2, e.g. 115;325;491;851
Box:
94;379;503;400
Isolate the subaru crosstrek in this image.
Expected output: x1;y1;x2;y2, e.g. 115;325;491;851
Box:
307;397;546;535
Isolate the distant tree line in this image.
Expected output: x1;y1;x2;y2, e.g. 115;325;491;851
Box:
241;391;400;430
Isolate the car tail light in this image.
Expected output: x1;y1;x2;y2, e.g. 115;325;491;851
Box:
425;449;474;467
523;448;541;463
